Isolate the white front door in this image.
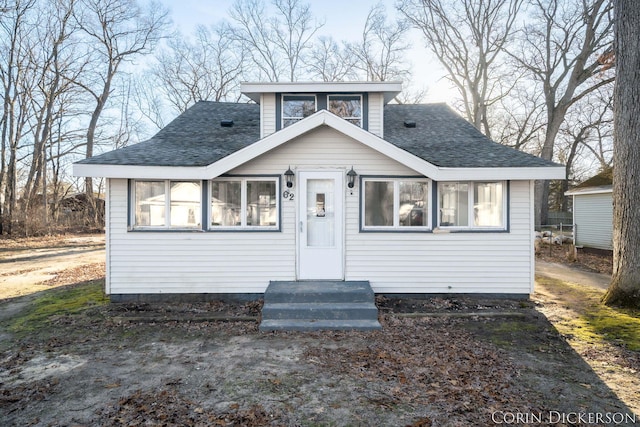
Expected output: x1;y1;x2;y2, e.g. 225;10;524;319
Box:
298;170;344;280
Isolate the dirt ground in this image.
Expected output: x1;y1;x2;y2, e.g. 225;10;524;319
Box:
536;242;613;276
0;235;638;426
0;234;105;300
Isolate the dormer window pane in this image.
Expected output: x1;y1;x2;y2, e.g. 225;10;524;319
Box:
282;95;316;127
329;95;362;127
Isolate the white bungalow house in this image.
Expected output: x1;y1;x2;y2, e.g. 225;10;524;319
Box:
565;168;613;251
74;81;564;304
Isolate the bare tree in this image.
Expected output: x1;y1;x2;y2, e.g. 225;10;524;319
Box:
398;0;524;139
271;0;322;82
603;0;640;307
509;0;614;225
21;0;77;225
229;0;323;82
73;0;169;224
1;0;38;234
346;3;411;82
554;88;613;210
525;87;614;213
393;85;429;104
494;83;547;153
306;36;356;82
132;74;166;130
149;23;245;116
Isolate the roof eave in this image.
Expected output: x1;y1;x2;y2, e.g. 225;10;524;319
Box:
435;166;566;181
73;163;207;180
565;185;613;196
241;81;403;104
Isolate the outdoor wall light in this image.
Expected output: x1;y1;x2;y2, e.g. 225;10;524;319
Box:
284;166;295;188
347;166;357;189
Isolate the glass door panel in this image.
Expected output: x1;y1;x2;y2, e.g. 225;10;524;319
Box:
306;179;335;247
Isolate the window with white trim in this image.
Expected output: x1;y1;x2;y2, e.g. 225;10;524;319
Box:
282;95;316;128
328;94;362;126
438;181;505;229
210;178;279;229
362;178;430;230
133;180;201;229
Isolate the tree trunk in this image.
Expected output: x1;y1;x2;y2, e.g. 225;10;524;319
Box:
602;0;640;307
85;72;112;227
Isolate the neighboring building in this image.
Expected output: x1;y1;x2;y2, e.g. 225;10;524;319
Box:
565;169;613;251
73;81;564;300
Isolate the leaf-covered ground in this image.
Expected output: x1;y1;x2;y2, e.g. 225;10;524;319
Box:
1;285;638;426
1;235;637;425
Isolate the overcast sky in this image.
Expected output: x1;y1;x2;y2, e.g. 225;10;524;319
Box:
157;0;456;103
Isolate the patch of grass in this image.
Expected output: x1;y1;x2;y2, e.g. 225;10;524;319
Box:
470;320;540;348
490;320;539;334
8;280;108;334
537;276;640;351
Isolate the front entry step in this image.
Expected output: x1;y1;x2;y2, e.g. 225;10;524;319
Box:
260;281;381;332
260;319;382;331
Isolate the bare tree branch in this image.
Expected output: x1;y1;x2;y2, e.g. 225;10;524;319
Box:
229;0;323;82
346;4;411;82
507;0;614;225
398;0;524;138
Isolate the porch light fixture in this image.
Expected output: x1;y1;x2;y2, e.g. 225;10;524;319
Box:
347;167;357;189
284;166;295;188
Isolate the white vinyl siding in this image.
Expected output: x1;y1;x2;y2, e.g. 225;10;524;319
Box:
105;179;112;294
106;127;534;295
347;180;532;294
108;178;294;294
573;192;613;250
367;92;384;137
261;93;276;137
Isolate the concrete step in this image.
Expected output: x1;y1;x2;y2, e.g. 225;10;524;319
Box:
264;281;374;304
261;302;379;320
259;319;382;332
260;280;381;331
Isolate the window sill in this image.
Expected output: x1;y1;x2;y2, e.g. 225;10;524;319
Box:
128;227;204;232
360;227;432;233
208;227;281;232
434;227;508;233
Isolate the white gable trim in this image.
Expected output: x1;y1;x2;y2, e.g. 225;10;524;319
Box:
73;110;565;181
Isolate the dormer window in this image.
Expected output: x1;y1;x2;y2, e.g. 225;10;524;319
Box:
329;94;362;127
282;95;316;127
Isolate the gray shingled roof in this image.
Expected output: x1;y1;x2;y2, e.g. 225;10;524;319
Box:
78;100;558;169
78;102;260;166
383;103;557;168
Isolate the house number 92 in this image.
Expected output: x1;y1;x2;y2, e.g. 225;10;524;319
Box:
282;190;294;201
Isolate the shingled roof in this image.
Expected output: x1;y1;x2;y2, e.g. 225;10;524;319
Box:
78;100;558;169
78;102;260;167
574;167;613;189
383;103;555;168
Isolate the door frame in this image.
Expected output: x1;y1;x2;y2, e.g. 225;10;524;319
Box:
296;169;345;280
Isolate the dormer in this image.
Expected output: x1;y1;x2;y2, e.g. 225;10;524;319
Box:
241;81;402;139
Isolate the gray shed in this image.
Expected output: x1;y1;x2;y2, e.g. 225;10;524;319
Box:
565;169;613;251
